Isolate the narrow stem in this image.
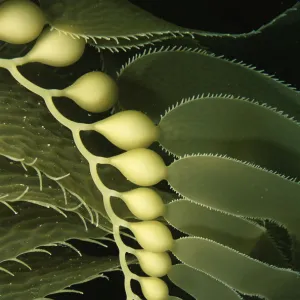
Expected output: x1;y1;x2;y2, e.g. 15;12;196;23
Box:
0;58;14;69
90;163;127;226
114;224;141;300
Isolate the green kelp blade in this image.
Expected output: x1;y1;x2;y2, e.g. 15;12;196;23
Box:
167;155;300;237
167;154;300;266
99;37;203;79
168;264;242;300
39;0;192;47
0;202;108;269
116;50;300;124
91;35;176;53
0;247;121;300
0;155;97;226
39;0;299;51
165;199;287;267
158;95;300;158
172;237;300;300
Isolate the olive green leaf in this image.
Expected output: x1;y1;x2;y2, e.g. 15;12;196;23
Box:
116;49;300;124
91;35;176;53
0;201;110;276
167;154;300;267
38;0;299;52
172;237;300;299
168;264;242;300
158;95;300;158
0;155;106;228
167;155;300;240
98;37;203;79
38;0;192;48
165;199;287;267
0;247;120;300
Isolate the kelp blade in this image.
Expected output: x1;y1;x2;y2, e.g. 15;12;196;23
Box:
168;264;242;300
172;237;300;299
167;154;300;267
158;95;300;159
117;50;300;123
165;199;287;267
